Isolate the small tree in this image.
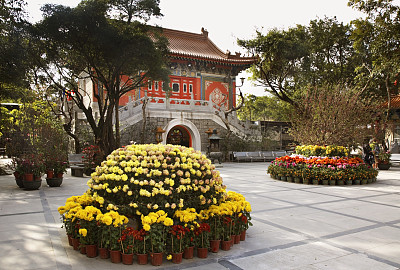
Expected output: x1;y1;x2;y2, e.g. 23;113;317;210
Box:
290;86;382;147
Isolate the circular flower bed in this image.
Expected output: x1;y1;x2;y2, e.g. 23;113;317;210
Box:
268;145;378;185
58;144;252;265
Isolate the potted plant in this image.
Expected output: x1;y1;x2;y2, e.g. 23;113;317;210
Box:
11;157;24;188
76;206;102;258
168;224;188;263
133;229;149;265
377;151;391;170
194;223;210;258
221;216;233;250
21;154;43;190
98;210;129;263
208;213;223;252
119;227;135;265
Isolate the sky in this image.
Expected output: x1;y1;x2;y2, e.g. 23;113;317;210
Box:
26;0;375;96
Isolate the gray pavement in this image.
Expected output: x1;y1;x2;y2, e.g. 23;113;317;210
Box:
1;161;400;270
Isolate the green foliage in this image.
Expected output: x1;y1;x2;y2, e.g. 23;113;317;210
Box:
349;0;400;98
238;17;358;105
290;86;381;147
237;94;292;121
5;100;68;160
31;0;169;155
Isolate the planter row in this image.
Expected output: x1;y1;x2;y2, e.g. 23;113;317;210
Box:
67;231;246;266
14;172;63;190
270;174;377;185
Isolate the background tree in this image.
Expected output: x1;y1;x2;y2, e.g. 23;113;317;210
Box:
0;0;31;99
237;94;292;122
238;17;359;106
30;0;169;155
290;86;380;147
349;0;400;102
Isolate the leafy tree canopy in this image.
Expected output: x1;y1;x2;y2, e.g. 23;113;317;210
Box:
30;0;170;155
238;17;360;106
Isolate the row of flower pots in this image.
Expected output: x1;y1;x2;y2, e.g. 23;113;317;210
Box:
13;171;64;190
270;174;377;185
67;230;246;266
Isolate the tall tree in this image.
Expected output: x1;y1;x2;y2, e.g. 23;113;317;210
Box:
238;17;359;106
349;0;400;102
30;0;169;155
290;86;380;147
0;0;30;99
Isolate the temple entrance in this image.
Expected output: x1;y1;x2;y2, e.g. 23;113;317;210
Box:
166;125;192;147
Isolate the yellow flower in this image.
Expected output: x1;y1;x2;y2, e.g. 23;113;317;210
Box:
167;254;172;260
79;228;87;237
143;224;151;231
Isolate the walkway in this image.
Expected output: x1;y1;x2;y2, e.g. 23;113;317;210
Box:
0;162;399;270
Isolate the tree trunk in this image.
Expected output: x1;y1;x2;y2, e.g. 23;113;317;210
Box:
115;101;120;148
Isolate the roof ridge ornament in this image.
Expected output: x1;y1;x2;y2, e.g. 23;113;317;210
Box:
201;27;208;37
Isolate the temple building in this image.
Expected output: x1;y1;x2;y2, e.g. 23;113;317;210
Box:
78;27;259;152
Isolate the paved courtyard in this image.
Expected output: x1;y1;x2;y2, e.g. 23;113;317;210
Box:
0;161;400;270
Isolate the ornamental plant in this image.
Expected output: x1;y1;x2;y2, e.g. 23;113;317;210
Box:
97;210;129;251
268;149;378;184
141;210;174;253
193;223;211;249
82;144;104;172
119;227;135;254
378;151;391;164
75;205;102;245
168;224;189;253
133;229;149;254
57;144;253;261
87;144;226;218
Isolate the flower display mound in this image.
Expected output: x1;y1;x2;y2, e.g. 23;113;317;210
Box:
268;145;378;185
58;144;252;265
88;144;226;217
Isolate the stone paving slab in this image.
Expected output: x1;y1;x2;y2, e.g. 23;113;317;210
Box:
1;160;400;269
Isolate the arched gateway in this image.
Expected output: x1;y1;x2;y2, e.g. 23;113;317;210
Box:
163;119;201;151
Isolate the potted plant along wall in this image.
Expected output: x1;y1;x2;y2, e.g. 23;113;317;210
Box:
8;100;69;189
20;154;45;190
57;144;253;266
377;151;391;170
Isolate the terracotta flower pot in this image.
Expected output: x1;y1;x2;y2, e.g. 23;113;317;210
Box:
24;173;34;181
98;247;109;259
197;247;208;258
136;253;148;265
221;240;231;251
234;234;240;244
80;245;86;254
183;246;194;259
172;252;183;264
47;170;54;179
72;238;80;250
150;252;163;266
240;230;246;241
210;239;221;253
121;253;134;265
67;234;73;246
109;250;121;263
86;245;97;258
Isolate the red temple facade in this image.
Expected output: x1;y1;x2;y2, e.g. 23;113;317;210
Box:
78;27;258;151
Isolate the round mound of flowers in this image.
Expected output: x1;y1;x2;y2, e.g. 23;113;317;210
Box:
58;144;252;264
87;144;226;217
268;146;378;185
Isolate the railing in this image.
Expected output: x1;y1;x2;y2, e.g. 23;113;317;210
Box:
119;97;223;121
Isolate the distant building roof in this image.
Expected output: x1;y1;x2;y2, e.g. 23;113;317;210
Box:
382;94;400;109
160;27;257;66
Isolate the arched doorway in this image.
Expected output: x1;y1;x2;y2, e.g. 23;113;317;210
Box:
166;125;191;147
162;119;201;151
